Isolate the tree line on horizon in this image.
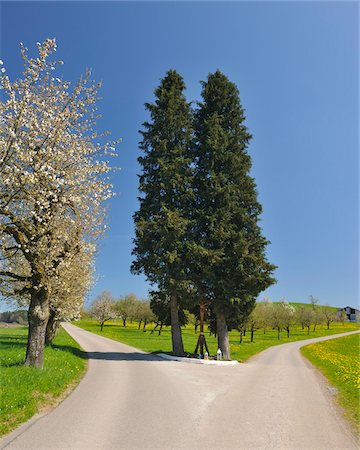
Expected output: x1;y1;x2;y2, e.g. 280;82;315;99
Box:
130;69;276;359
87;292;347;345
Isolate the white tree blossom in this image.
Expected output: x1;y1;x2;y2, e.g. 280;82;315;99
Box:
0;39;118;367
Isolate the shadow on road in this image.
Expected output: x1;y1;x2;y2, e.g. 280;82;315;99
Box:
85;351;165;362
51;344;165;362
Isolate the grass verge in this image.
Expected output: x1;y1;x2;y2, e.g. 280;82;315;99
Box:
0;326;87;437
75;319;359;362
301;334;360;435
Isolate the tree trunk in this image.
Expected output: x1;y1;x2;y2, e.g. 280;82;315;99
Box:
170;291;185;356
158;322;163;336
143;319;147;332
327;321;330;330
123;318;126;327
100;321;104;331
286;326;290;338
251;328;254;343
307;325;310;335
216;312;230;360
45;308;60;345
25;288;49;368
138;320;142;330
239;329;243;344
277;327;280;340
151;323;159;334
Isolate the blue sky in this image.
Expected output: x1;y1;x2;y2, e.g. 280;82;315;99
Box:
1;1;358;309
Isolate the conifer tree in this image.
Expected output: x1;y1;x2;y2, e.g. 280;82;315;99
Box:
192;71;276;359
132;70;193;356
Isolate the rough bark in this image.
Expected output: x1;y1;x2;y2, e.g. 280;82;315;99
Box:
170;291;185;356
216;312;230;360
25;287;49;368
45;308;61;345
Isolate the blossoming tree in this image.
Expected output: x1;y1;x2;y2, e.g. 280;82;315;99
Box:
0;39;117;367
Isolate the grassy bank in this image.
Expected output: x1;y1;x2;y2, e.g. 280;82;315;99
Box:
75;319;359;362
301;334;360;435
0;326;87;437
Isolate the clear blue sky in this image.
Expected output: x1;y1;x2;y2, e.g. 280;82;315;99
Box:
1;1;358;309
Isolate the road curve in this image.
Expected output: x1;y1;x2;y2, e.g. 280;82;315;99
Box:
1;325;359;450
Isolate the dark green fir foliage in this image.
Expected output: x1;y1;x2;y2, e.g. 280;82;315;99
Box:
192;70;277;359
132;70;193;356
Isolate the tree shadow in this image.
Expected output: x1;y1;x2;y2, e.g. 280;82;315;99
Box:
51;344;165;362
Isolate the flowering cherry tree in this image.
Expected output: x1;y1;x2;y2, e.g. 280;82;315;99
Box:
0;39;117;367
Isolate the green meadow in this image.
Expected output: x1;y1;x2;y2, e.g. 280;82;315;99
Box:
301;333;360;435
0;327;87;437
75;318;359;362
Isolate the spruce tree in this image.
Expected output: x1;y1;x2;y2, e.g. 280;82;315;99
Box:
192;70;276;359
132;70;193;356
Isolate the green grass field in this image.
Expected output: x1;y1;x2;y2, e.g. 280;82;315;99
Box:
0;326;87;437
75;319;359;362
301;334;360;434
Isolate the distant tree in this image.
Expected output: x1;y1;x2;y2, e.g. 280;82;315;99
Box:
114;294;139;327
0;310;27;324
191;70;276;359
268;302;285;340
311;309;324;332
149;290;187;336
278;300;295;338
132;70;193;356
255;298;273;334
309;295;319;310
296;306;313;335
90;291;115;331
246;304;263;342
337;309;348;325
135;301;156;331
322;306;336;329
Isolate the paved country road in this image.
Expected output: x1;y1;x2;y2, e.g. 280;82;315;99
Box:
1;325;359;450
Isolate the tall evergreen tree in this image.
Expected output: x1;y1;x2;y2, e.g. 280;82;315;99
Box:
192;70;276;359
132;70;193;356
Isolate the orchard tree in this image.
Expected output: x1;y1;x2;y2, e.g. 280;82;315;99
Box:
0;40;117;367
45;244;94;344
90;291;115;331
114;293;139;327
322;306;336;329
132;70;193;356
278;300;295;338
337;309;347;325
256;298;273;334
135;300;155;331
191;71;276;359
296;306;313;335
268;302;285;340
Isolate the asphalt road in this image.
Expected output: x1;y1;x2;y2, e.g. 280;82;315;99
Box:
2;325;359;450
